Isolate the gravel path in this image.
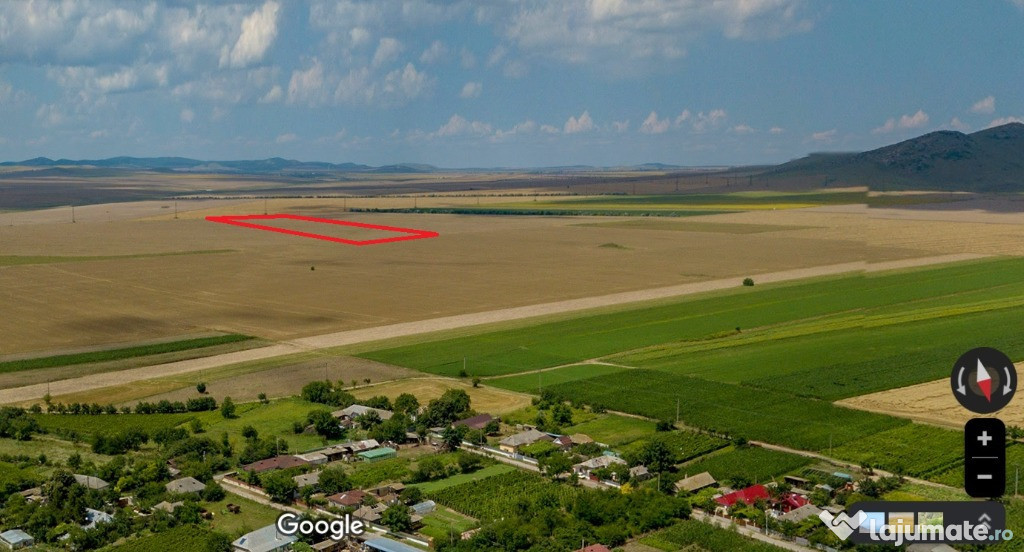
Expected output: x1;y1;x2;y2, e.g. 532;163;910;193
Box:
0;253;984;405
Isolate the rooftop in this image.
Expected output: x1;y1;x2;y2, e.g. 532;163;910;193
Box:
365;537;424;552
0;529;33;546
231;524;298;552
165;476;205;494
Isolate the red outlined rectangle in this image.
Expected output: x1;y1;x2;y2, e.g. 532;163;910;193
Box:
205;214;439;246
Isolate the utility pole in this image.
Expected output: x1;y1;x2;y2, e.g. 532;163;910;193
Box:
264;197;268;215
174;200;178;219
71;203;76;223
676;398;680;424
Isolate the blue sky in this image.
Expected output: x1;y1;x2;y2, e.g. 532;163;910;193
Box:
0;1;1022;167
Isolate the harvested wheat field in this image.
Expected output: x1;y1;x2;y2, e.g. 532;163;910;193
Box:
837;369;1024;429
0;198;920;355
350;377;533;415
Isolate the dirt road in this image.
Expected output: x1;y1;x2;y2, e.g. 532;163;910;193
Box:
0;253;984;405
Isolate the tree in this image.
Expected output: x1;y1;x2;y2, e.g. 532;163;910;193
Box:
262;471;298;503
364;395;392;410
401;486;423;505
456;451;482;473
381;503;413;532
301;381;334;404
190;419;204;434
412;456;446;482
318;466;352;494
358;410;383;430
484;419;500;435
258;392;268;404
220;396;236;419
442;426;464;451
472;377;481;388
394;393;420;416
242;425;259;440
196;382;207;394
551;403;573;426
202;481;226;502
307;409;344;439
540;453;573;479
743;277;755;287
637;438;673;473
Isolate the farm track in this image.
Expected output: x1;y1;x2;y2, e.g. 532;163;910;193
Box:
0;253;985;405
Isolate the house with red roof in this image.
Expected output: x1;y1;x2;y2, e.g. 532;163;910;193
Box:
714;484;770;508
777;492;809;513
573;545;611;552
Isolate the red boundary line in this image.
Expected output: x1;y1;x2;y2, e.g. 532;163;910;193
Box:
205;214;439;246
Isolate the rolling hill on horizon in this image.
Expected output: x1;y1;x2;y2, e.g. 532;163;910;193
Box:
764;122;1024;191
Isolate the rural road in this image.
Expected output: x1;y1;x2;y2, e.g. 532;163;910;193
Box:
0;253;984;405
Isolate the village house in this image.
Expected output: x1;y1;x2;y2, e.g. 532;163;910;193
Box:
572;455;627;480
332;404;393;426
165;476;205;495
453;413;494;431
231;524;297;552
242;455;310;474
327;490;367;508
499;428;553;453
674;472;717;494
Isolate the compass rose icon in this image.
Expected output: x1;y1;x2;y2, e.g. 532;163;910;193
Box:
952;347;1016;414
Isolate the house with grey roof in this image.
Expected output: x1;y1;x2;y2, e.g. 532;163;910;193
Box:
498;428;552;453
165;476;205;495
231;524;297;552
74;474;109;490
0;529;34;550
674;472;717;494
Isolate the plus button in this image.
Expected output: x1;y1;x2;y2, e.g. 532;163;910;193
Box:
978;431;993;446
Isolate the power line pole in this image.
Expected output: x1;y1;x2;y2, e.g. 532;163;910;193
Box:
71;203;76;223
676;398;680;424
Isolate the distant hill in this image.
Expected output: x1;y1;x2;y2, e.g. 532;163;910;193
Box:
0;157;692;175
766;122;1024;191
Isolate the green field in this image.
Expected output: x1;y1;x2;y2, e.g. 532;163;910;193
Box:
419;506;479;542
544;370;905;451
205;494;283;538
640;519;787;551
1;334;254;374
102;526;228;552
194;398;337;452
619;430;729;464
411;464;515;493
33;413;195;438
0;461;38;496
675;446;813;486
428;470;581;521
830;424;962;477
360;258;1024;387
562;413;657;447
488;363;629;393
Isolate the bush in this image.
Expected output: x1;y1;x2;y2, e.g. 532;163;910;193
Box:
196;382;206;394
220;397;236;419
743;277;755;287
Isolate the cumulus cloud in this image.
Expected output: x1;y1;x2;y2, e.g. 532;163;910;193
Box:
769;126;784;134
36;103;64;127
460;81;482;98
275;132;297;143
612;120;629;132
540;124;560;134
372;37;404;67
260;84;283;103
221;1;279;68
503;60;528;78
732;124;755;134
639;111;670;134
420;40;447;64
460;48;477;68
180;108;195;123
949;117;969;131
564;110;595;134
691;109;727;132
492;119;540;140
989;116;1024;128
811;128;837;142
971;95;996;114
674;109;691;126
872;109;929;134
503;0;814;66
436;114;492;137
287;59;326;105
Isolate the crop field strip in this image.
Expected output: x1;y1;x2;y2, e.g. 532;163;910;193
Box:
0;334;254;374
672;446;814;486
361;257;1021;378
426;470;583;521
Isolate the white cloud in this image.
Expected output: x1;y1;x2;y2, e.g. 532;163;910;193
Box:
275;132;297;143
639;111;670;134
260;84;283;103
180;108;195;123
436;114;492;137
674;109;691;126
420;40;447;64
492;119;540;140
460;81;482;98
382;62;430;101
732;124;755;134
88;129;108;139
612;120;629;132
504;0;813;66
811;129;837;142
988;116;1024;128
872;109;929;134
35;103;64;127
540;124;560;134
564;110;595;134
287;59;325;105
949;117;969;131
769;126;784;134
691;109;727;132
486;45;507;67
971;95;995;114
349;27;371;47
372;37;404;67
221;1;279;68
